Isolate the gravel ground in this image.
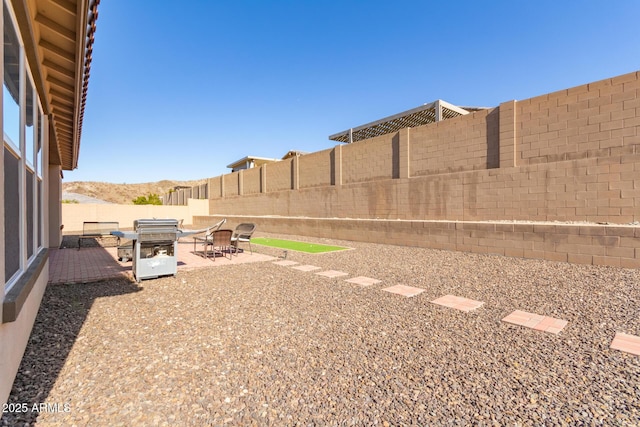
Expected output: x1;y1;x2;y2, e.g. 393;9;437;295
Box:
2;233;640;426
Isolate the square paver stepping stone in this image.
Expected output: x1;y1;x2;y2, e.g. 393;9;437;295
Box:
382;285;425;297
610;332;640;356
291;264;321;272
273;260;298;266
345;276;381;287
316;270;349;278
501;310;568;335
431;295;484;312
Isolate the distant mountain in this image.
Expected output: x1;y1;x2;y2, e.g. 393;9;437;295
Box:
62;179;206;205
62;191;112;204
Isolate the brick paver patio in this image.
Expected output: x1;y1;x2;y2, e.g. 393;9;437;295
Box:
48;240;276;285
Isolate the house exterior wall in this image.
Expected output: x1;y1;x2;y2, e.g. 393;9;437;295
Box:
48;165;62;247
0;267;47;405
197;71;640;268
1;0;92;406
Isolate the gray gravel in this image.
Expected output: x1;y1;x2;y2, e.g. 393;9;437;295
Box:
2;233;640;426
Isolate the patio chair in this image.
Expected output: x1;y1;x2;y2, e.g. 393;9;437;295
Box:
230;223;257;255
192;219;227;254
195;229;233;261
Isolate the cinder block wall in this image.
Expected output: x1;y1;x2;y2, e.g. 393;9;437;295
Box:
410;108;499;176
243;167;261;195
193;71;640;267
299;148;333;188
267;158;294;191
342;133;397;183
205;71;640;224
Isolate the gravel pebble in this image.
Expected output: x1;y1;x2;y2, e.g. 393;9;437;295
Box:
2;233;640;426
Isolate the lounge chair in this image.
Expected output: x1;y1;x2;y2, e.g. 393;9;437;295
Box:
230;223;257;255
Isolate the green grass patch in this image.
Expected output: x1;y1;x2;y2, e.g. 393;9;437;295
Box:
252;237;349;254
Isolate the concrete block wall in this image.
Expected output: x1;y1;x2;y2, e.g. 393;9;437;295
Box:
342;133;397;183
206;150;640;224
267;158;293;192
299;148;333;188
208;176;222;199
243;166;262;195
194;71;640;267
410;108;499;176
516;73;640;166
194;215;640;269
463;152;640;223
223;172;239;196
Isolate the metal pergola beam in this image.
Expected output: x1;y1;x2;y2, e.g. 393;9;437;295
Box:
329;100;482;144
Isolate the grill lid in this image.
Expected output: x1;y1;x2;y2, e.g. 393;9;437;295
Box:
134;219;179;230
133;219;179;242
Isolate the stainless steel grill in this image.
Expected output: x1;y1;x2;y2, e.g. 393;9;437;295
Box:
115;219;180;282
112;218;227;282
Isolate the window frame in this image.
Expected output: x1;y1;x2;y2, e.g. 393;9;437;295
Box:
2;0;45;297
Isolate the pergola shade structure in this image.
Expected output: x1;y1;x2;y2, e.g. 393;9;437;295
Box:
329;100;486;144
17;0;98;170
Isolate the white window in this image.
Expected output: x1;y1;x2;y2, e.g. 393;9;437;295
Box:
3;1;23;287
2;1;19;151
3;0;45;292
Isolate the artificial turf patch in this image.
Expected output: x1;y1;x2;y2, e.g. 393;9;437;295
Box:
251;237;349;254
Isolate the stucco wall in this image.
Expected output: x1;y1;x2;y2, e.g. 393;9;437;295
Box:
0;262;48;405
61;198;209;233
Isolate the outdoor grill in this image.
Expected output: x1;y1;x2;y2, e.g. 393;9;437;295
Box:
113;219;180;282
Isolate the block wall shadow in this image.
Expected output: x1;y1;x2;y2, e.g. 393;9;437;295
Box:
486;108;500;169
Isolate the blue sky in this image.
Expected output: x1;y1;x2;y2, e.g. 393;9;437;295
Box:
67;0;640;183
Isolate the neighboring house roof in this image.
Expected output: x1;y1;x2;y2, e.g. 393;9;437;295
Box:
282;150;309;160
226;156;280;171
17;0;99;170
328;100;489;144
